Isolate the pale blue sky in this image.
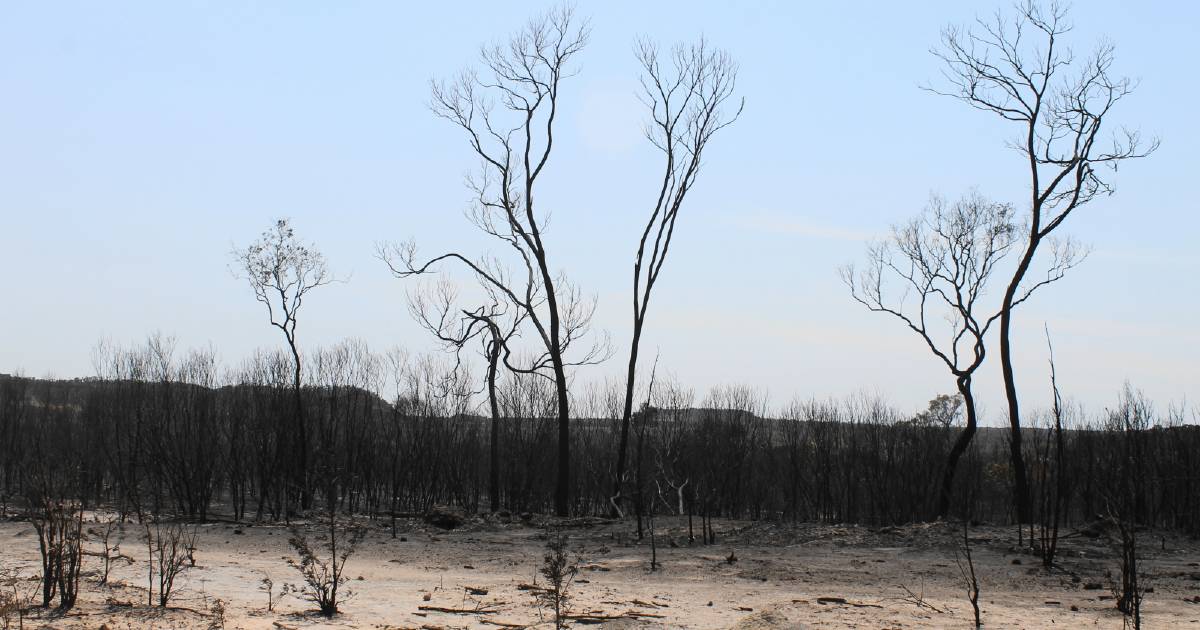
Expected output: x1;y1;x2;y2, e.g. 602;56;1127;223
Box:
1;1;1196;419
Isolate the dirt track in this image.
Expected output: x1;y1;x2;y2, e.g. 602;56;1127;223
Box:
1;514;1198;628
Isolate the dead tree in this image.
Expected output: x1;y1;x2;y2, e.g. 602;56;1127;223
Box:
930;0;1157;526
1037;325;1068;567
408;278;524;513
232;218;332;510
844;193;1071;517
1104;385;1151;629
612;37;743;516
145;521;198;608
96;518;124;585
31;501;83;610
956;520;982;629
631;357;660;539
380;6;606;516
0;565;32;629
285;506;365;617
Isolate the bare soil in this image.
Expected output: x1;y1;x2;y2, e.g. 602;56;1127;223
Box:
2;514;1198;629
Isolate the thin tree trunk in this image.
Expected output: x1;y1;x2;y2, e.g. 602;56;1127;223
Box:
612;322;644;516
487;339;501;514
999;249;1036;525
288;341;310;511
937;376;979;519
553;361;570;517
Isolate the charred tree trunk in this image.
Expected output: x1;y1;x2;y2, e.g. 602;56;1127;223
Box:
612;324;643;516
553;360;570;517
289;342;310;512
999;246;1036;526
937;376;978;519
487;337;502;514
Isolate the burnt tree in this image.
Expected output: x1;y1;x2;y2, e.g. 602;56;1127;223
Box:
844;193;1074;517
381;6;606;516
930;0;1157;525
407;278;524;512
233;218;332;511
612;38;743;516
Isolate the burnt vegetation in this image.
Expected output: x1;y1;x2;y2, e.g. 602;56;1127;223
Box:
1;367;1195;533
0;1;1186;627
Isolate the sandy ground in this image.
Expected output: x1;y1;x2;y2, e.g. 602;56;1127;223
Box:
1;513;1198;629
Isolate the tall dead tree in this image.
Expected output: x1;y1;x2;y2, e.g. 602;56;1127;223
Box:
407;278;524;512
930;0;1157;525
843;193;1075;517
381;6;605;516
611;38;743;515
233;218;332;510
1038;324;1068;567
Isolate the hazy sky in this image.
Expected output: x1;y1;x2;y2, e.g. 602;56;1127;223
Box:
2;1;1196;420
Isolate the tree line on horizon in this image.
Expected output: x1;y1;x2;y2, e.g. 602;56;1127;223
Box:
1;356;1197;540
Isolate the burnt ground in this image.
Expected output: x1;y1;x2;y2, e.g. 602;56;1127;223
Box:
1;514;1198;629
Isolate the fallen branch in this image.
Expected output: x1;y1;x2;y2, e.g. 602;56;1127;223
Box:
83;550;135;563
165;605;214;617
565;610;666;622
897;585;947;614
479;619;527;628
815;597;883;609
418;604;501;615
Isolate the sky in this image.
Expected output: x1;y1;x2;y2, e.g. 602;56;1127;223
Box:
1;1;1196;421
